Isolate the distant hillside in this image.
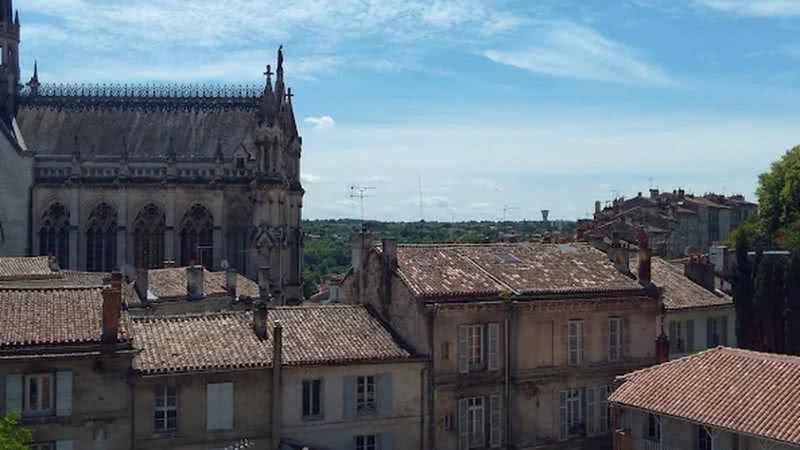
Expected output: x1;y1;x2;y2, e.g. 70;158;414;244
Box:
301;219;576;298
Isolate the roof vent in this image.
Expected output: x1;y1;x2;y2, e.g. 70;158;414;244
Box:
414;256;433;271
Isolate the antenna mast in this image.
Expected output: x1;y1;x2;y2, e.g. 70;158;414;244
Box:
350;185;376;227
417;170;423;223
502;205;518;222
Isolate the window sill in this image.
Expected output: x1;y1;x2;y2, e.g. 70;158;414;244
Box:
151;429;178;438
302;415;324;422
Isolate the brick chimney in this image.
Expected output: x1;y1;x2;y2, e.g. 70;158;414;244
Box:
186;265;204;300
609;235;630;274
637;228;652;286
382;239;398;270
351;226;371;304
101;272;123;343
226;267;238;298
649;188;659;199
684;255;715;291
135;268;149;304
253;300;268;340
655;331;670;364
271;320;283;450
258;266;271;301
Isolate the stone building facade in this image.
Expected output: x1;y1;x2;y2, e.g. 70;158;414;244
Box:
341;237;662;450
0;1;304;303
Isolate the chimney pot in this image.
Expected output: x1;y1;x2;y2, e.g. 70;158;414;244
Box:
382;239;398;269
135;268;149;303
226;267;238;298
637;228;652;285
253;300;269;340
186;265;204;300
101;271;123;343
258;266;271;300
656;333;670;364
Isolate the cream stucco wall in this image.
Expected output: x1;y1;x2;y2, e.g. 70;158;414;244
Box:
0;354;133;450
280;362;425;450
665;305;737;357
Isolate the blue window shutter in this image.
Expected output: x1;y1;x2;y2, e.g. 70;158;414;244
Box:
378;373;393;416
381;432;393;450
343;376;356;418
687;319;695;351
489;393;503;447
4;374;22;416
56;371;73;417
458;398;468;450
720;316;729;346
706;317;714;348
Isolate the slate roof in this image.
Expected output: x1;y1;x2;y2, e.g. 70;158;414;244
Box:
383;243;645;299
610;347;800;446
0;256;54;279
17;92;259;158
143;266;258;301
0;286;128;349
130;305;414;374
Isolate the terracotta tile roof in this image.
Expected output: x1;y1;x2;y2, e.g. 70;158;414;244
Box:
610;347;800;445
0;256;55;279
0;270;110;288
385;243;644;299
634;257;732;310
146;267;258;300
0;286;128;348
131;305;413;374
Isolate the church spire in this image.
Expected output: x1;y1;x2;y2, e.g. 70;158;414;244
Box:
27;60;40;95
258;64;275;125
282;87;298;138
274;45;286;107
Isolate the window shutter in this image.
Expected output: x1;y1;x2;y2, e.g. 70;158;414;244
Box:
343;376;356;418
207;383;220;430
706;317;714;348
219;383;233;430
56;441;74;450
380;432;393;450
622;317;631;358
489;394;502;448
5;374;22;416
583;320;592;364
558;391;568;441
600;386;610;434
586;387;596;436
720;316;729;346
458;325;469;374
487;323;500;371
458;398;469;450
669;321;678;354
687;319;695;352
56;371;73;417
378;373;393;416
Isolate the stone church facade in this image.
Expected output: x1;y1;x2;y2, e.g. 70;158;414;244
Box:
0;1;305;302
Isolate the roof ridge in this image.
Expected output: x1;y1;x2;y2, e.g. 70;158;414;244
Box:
131;310;248;322
0;285;102;292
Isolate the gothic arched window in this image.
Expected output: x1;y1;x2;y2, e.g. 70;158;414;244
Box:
133;204;165;269
39;203;70;268
86;203;117;272
180;204;214;268
226;206;251;274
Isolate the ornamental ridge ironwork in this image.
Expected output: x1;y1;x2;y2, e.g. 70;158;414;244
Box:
18;82;264;112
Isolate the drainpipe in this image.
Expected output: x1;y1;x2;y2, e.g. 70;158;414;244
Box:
426;304;438;450
271;321;283;450
419;366;426;450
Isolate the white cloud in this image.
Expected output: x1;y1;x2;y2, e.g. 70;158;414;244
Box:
301;173;327;183
482;22;679;87
696;0;800;17
304;116;337;130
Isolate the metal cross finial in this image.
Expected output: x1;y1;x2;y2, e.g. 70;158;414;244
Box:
264;64;273;82
286;87;294;103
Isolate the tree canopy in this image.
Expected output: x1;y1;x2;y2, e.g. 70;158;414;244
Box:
0;414;31;450
750;145;800;250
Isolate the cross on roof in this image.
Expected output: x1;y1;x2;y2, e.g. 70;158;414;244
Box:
286;88;294;102
264;65;273;81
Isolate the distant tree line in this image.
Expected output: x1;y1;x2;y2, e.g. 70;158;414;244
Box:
733;146;800;353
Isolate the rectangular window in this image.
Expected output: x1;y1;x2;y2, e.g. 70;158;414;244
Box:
646;414;661;441
559;388;585;440
302;379;322;419
154;385;177;432
355;434;377;450
24;374;54;416
608;318;622;361
466;396;485;449
30;444;56;450
568;320;584;366
669;320;685;354
467;325;484;371
356;376;376;416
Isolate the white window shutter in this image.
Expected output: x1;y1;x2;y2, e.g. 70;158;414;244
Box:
56;371;73;417
56;441;74;450
378;373;393;416
457;325;468;374
487;323;500;371
687;319;695;352
5;374;22;416
558;391;568;441
586;387;597;436
489;394;502;448
458;398;468;450
207;382;233;430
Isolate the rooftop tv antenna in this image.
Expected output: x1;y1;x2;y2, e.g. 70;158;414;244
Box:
350;185;376;226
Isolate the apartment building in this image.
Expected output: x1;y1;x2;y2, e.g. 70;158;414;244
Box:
610;347;800;450
342;236;662;449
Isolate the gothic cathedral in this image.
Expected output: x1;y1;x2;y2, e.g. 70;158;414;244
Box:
0;1;305;303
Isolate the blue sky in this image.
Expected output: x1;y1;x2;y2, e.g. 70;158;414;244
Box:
15;0;800;221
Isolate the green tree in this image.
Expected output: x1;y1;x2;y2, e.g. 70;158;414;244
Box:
755;145;800;250
0;413;32;450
